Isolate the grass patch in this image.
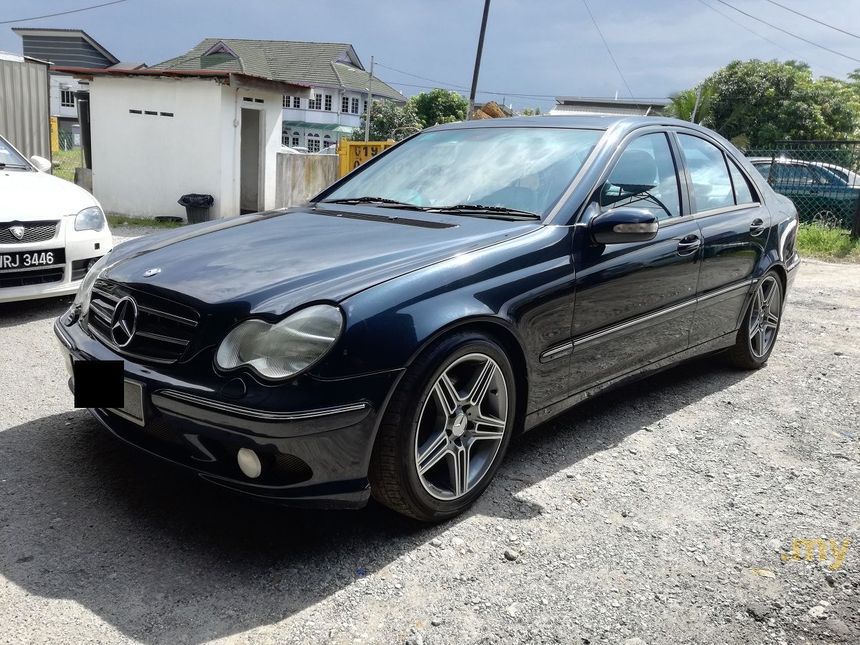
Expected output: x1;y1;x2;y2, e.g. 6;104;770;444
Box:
51;148;83;182
796;224;860;262
107;214;184;229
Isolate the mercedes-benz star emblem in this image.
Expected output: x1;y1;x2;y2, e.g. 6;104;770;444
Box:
9;226;25;240
110;296;138;348
143;267;161;278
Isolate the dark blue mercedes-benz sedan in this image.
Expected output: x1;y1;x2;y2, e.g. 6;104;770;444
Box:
55;116;800;521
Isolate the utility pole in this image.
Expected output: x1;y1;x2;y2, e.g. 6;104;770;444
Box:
364;55;374;141
467;0;491;120
690;85;702;123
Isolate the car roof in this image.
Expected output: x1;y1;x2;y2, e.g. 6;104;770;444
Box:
427;114;717;134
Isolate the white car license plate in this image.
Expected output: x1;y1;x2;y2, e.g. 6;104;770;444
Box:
0;248;65;271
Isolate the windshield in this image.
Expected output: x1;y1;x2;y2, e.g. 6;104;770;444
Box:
0;138;30;169
323;127;602;218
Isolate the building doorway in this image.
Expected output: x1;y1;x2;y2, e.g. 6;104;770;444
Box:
240;108;262;214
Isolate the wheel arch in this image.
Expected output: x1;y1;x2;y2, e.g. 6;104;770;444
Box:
407;316;530;434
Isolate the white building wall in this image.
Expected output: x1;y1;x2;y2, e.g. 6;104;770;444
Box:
90;75;225;218
90;75;285;219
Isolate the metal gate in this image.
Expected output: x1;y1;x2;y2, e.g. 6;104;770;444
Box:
746;141;860;231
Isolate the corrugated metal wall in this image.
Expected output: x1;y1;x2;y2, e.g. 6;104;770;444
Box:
0;57;50;159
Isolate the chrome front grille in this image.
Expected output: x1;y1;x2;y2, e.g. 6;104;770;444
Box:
87;279;200;363
0;221;59;244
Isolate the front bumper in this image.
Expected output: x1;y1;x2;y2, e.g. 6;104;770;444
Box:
0;223;112;303
55;315;402;509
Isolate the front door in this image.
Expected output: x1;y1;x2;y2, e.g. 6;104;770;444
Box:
240;108;262;214
570;131;701;391
675;133;770;346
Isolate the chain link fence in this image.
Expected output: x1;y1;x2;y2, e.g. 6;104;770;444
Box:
745;141;860;231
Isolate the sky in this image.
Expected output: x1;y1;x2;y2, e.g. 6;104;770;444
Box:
1;0;857;111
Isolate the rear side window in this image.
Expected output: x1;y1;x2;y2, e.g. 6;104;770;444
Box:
728;159;755;204
600;132;681;219
678;134;734;212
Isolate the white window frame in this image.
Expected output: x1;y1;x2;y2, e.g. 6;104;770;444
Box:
341;96;350;112
350;97;359;114
60;89;75;108
293;96;301;109
324;94;332;111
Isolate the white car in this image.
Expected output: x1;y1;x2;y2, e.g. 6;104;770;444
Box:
0;135;112;303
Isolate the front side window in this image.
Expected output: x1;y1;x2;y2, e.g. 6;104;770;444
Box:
678;134;734;212
324;127;602;217
599;132;681;219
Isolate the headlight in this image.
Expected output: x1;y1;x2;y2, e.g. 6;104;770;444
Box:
74;206;105;232
215;304;343;380
73;252;110;316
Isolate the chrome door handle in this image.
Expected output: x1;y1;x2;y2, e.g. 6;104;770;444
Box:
750;218;766;237
677;235;701;256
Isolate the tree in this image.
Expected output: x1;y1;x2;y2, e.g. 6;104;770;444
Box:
351;100;422;141
666;85;713;125
409;88;468;127
519;107;542;116
695;59;860;148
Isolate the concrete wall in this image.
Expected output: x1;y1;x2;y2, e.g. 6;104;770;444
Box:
274;152;338;208
90;76;283;219
0;55;50;159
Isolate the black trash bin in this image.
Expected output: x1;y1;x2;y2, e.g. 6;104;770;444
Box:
178;194;214;224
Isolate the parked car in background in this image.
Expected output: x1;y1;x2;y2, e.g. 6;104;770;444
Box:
749;156;860;226
0;135;112;304
55;116;799;521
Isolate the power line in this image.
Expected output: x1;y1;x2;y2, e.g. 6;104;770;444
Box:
712;0;860;63
763;0;860;41
580;0;635;98
374;62;470;92
0;0;129;25
694;0;802;59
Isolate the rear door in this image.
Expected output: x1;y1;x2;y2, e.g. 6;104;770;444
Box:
570;130;701;391
676;133;770;346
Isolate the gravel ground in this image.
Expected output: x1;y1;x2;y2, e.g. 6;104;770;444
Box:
0;254;857;645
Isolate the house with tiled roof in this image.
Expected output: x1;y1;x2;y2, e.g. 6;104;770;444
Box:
13;28;124;146
154;38;405;151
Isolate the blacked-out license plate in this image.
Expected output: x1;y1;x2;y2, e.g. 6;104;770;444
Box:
72;360;146;426
0;248;65;271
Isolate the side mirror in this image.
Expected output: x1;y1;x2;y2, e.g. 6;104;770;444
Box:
590;208;659;244
30;155;52;173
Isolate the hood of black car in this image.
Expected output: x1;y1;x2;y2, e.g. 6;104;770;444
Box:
103;206;538;315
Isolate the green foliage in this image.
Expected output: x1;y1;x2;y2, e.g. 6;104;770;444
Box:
352;99;422;141
519;107;542;116
796;224;860;262
409;88;468;127
689;60;860;148
666;85;714;124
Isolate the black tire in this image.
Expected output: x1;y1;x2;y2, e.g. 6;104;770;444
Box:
369;331;517;522
727;271;784;370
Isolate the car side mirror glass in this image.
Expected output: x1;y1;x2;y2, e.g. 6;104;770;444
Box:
30;155;52;173
590;207;659;244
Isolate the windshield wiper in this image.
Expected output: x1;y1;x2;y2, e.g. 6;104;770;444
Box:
430;204;541;220
0;162;29;170
320;196;428;209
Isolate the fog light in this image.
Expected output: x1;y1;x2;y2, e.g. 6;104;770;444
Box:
237;448;262;479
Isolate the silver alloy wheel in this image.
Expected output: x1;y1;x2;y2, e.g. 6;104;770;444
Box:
414;352;509;501
749;275;781;358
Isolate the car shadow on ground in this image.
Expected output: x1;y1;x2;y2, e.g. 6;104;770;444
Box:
0;297;72;329
0;357;752;643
